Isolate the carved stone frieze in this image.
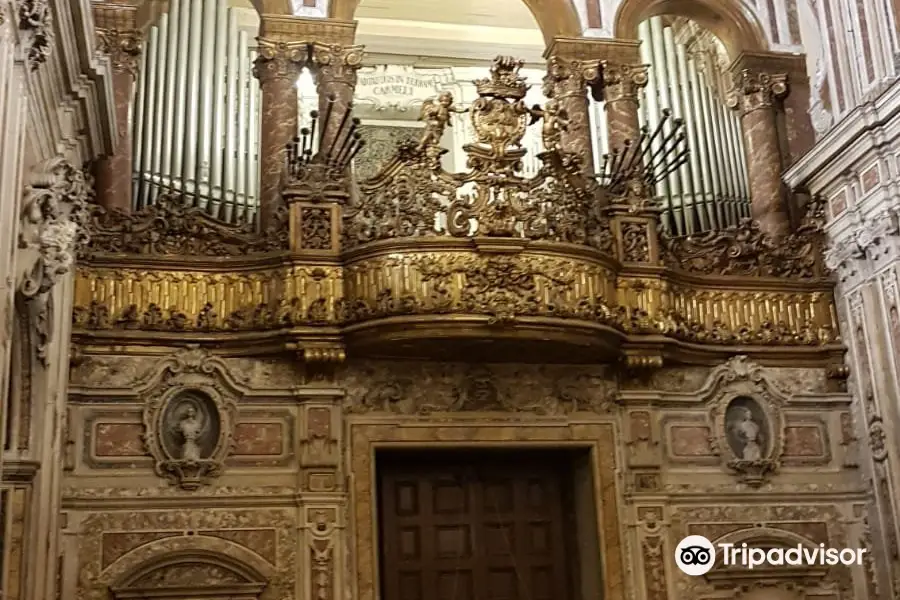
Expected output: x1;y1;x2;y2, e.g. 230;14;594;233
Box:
18;0;53;70
139;348;243;489
77;509;295;600
343;360;616;415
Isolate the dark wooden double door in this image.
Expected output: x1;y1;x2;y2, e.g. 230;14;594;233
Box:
378;451;575;600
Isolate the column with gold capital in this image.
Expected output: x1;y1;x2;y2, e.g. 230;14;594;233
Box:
309;43;365;155
727;69;790;237
93;4;142;212
542;55;602;173
253;39;307;229
602;62;649;151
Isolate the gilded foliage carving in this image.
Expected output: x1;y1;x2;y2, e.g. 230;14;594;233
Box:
95;28;142;76
80;193;288;257
661;198;826;278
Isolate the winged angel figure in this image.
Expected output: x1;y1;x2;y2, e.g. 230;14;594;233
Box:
168;399;208;461
417;91;467;151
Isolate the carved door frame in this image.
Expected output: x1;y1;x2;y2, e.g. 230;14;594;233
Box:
347;419;625;600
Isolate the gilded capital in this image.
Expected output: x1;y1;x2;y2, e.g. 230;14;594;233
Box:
310;43;365;87
542;56;603;99
601;62;649;103
96;29;143;77
727;69;789;114
253;39;308;83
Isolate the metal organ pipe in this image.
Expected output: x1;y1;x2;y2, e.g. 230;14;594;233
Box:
210;0;229;217
131;30;149;205
636;16;750;233
135;26;159;207
183;0;204;198
161;0;181;188
131;0;266;224
674;43;707;232
150;16;169;205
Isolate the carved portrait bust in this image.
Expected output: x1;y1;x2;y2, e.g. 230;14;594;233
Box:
724;396;769;461
160;391;220;461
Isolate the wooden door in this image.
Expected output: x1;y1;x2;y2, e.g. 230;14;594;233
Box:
378;452;574;600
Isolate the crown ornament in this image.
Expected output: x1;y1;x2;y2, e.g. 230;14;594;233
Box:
473;56;529;100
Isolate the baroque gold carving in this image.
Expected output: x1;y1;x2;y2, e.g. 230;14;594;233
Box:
253;39;308;82
661;197;826;277
140;348;241;489
601;62;650;103
81;193;288;257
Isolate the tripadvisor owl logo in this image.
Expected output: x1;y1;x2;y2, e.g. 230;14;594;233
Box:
674;534;868;576
675;535;716;576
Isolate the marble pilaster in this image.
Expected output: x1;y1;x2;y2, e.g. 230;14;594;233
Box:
310;43;364;155
253;39;306;229
730;51;815;166
601;62;649;151
728;68;791;237
542;56;601;172
92;5;142;213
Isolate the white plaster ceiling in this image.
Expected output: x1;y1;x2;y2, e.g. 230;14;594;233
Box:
355;0;540;30
354;0;545;64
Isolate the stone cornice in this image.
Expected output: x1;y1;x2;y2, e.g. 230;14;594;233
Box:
784;77;900;190
258;14;357;45
39;0;116;159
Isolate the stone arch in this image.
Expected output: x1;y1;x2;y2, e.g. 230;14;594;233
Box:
253;0;293;13
713;526;819;549
327;0;583;44
102;536;277;599
614;0;769;58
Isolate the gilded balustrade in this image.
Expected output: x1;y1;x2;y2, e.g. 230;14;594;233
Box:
72;56;840;367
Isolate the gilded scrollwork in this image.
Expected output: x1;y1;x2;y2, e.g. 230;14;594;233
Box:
95;28;142;76
661;204;826;278
81;193;288;257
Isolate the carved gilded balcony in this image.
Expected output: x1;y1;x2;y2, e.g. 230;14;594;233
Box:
73;56;840;369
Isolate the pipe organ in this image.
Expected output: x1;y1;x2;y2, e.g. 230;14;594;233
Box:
132;0;263;224
638;16;751;235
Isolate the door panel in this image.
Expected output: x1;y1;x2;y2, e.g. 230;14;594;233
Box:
378;454;573;600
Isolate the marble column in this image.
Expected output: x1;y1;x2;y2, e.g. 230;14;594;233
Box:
93;28;142;212
542;56;602;173
253;39;306;229
310;43;364;155
728;69;791;237
602;62;649;151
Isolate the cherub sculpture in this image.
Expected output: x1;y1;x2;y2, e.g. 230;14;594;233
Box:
417;91;467;151
531;98;569;152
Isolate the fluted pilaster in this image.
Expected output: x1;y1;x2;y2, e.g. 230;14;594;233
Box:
310;43;364;153
253;39;306;228
728;69;790;237
542;56;601;173
601;62;648;151
93;4;142;212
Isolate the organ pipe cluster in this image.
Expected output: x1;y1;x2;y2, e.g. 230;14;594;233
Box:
132;0;263;224
638;17;751;235
286;96;367;178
